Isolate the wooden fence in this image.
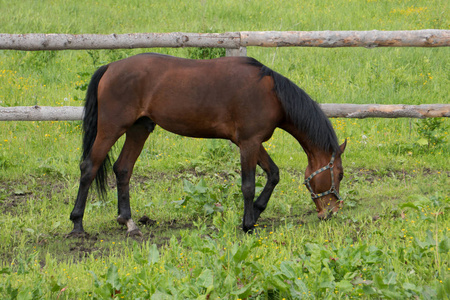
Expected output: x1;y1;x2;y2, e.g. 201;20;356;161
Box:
0;30;449;121
1;30;449;51
1;104;448;121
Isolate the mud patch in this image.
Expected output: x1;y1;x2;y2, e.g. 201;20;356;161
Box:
0;178;68;215
138;215;157;226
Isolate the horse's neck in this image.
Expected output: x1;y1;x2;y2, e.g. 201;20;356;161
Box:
280;123;331;168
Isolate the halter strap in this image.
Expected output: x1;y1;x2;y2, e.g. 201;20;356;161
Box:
303;152;342;201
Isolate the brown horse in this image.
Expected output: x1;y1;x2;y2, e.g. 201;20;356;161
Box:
69;53;347;236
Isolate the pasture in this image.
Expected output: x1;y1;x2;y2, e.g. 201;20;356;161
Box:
0;0;449;298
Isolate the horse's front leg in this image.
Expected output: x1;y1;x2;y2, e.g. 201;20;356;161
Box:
239;143;259;233
253;146;279;222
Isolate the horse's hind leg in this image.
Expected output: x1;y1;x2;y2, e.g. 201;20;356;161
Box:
113;117;154;236
70;135;119;235
253;145;279;222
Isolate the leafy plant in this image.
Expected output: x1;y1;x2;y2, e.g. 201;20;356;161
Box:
0;151;10;170
175;178;225;215
342;188;359;208
73;71;92;101
415;118;448;149
89;264;131;298
178;140;239;178
86;50;101;68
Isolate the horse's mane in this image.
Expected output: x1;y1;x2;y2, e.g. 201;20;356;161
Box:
246;58;340;153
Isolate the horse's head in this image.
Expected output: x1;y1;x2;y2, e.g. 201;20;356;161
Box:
304;140;347;219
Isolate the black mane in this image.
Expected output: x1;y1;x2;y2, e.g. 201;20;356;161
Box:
246;58;339;153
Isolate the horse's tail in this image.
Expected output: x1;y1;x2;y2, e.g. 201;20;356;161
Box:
82;64;110;197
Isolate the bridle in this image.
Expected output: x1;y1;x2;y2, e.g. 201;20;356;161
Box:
304;152;342;202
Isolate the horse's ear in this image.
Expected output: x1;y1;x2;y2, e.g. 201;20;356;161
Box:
340;138;347;153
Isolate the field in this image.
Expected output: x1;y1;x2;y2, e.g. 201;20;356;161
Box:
1;0;449;298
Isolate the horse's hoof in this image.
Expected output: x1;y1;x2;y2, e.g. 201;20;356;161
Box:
127;229;143;238
65;230;88;238
243;225;258;234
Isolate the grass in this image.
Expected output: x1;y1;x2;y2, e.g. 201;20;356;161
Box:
0;0;449;298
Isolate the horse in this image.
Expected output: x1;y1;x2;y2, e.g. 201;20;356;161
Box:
69;53;347;236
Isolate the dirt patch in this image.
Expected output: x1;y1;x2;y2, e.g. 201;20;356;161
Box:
49;211;313;264
138;215;157;226
0;178;68;215
0;187;32;215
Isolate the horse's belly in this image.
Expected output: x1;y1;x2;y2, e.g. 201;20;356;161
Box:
151;114;233;140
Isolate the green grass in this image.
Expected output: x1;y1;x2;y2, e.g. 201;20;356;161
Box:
1;0;449;298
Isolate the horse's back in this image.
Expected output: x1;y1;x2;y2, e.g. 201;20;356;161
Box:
98;54;283;143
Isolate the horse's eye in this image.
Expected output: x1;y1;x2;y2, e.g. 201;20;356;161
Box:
338;173;344;180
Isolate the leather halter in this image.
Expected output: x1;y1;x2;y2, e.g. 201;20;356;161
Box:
304;152;342;202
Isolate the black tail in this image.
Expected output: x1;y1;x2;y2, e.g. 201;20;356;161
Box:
82;65;110;197
246;58;339;153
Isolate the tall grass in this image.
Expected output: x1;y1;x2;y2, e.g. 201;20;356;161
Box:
0;0;449;298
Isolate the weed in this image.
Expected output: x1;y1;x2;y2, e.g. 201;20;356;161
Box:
176;178;226;216
415;117;448;149
0;151;10;170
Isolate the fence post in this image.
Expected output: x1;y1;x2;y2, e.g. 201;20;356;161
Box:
226;47;247;57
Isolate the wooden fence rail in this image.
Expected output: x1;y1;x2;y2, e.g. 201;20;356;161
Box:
1;104;448;121
1;30;449;51
1;30;449;121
